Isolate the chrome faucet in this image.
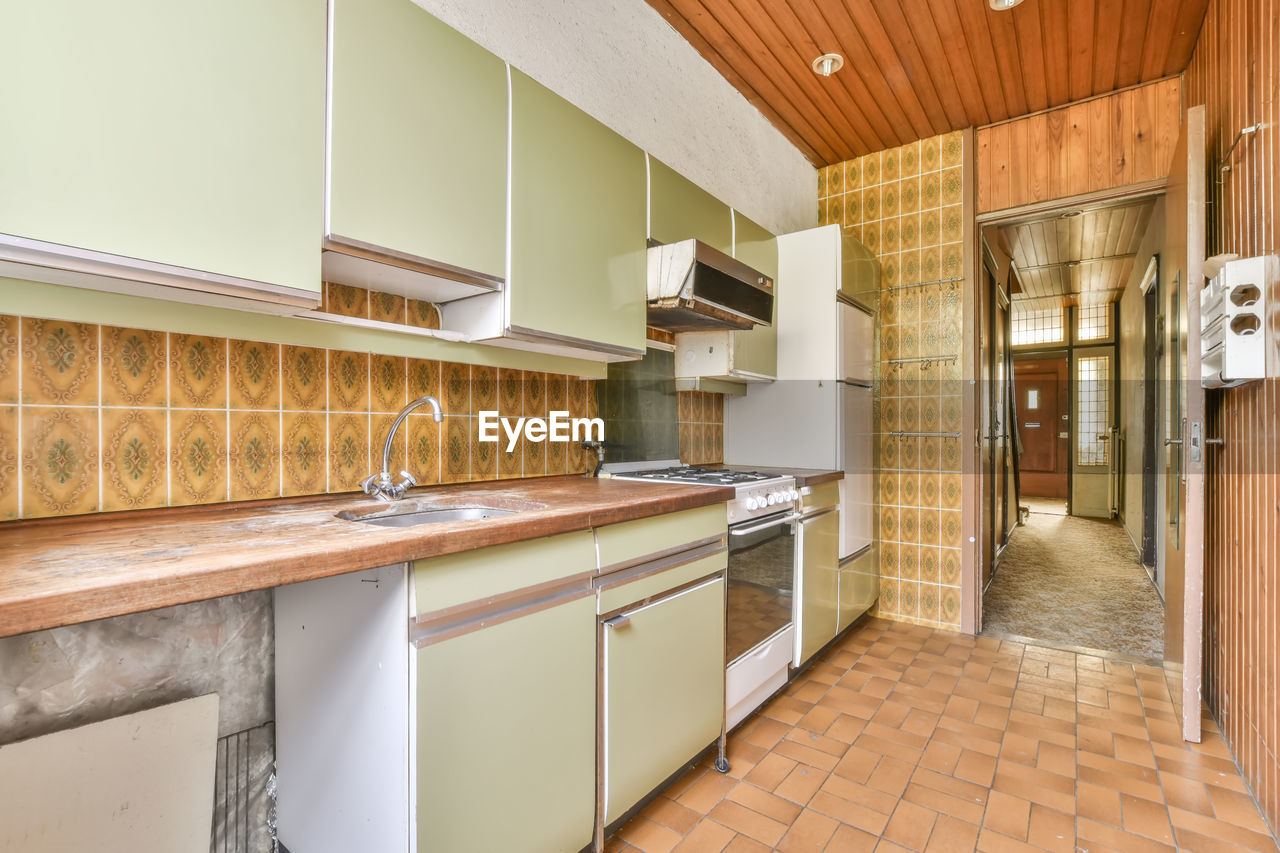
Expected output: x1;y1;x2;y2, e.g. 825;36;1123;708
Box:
360;395;443;502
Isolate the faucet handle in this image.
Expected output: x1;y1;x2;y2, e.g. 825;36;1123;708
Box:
359;474;381;496
397;470;418;489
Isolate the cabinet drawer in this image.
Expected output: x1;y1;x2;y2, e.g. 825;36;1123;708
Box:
413;530;595;614
802;481;840;511
597;549;726;615
595;504;726;571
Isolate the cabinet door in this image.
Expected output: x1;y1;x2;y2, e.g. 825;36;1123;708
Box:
510;70;647;355
796;509;840;665
328;0;506;279
731;212;779;379
603;576;725;825
0;0;324;293
417;594;596;853
648;156;733;253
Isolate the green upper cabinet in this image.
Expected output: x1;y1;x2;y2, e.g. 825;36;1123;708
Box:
648;156;733;253
328;0;506;281
731;211;779;379
0;0;324;295
509;70;647;357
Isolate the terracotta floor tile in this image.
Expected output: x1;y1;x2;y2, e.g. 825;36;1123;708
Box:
821;772;903;815
1077;780;1124;826
743;751;798;792
982;790;1031;840
975;827;1043;852
824;823;880;852
774;765;830;806
722;833;773;853
954;749;998;786
642;797;703;835
882;799;938;851
869;756;917;797
902;780;985;825
725;781;803;825
617;817;683;853
1207;785;1277;834
1168;805;1280;851
1026;803;1074;853
924;814;980;853
670;818;735;853
708;800;789;847
776;808;839;852
1121;792;1175;843
1076;817;1178;853
677;768;738;813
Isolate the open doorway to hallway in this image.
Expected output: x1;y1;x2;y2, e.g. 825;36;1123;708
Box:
977;195;1167;663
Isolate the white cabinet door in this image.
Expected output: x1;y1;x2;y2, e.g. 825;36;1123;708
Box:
603;576;725;826
840;303;875;384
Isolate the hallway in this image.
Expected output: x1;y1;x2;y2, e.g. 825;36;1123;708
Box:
610;618;1278;853
981;506;1164;662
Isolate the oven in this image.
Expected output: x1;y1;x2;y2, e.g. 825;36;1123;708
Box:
725;508;798;662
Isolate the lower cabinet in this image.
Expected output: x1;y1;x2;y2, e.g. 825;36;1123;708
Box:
417;590;596;852
838;545;879;633
796;491;841;667
601;568;725;828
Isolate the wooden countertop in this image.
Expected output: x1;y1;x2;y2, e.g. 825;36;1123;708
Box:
0;477;733;639
723;465;845;487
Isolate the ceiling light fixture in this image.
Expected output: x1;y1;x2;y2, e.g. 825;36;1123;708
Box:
989;0;1024;9
811;53;844;77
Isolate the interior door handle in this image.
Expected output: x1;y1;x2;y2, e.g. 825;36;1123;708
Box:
1164;438;1183;446
1205;438;1224;446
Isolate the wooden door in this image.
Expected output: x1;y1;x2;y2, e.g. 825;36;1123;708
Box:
1014;356;1069;498
979;267;996;587
1160;105;1207;743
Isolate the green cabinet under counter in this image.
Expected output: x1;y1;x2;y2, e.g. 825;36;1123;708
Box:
0;0;324;301
326;0;506;283
506;69;648;358
648;156;733;254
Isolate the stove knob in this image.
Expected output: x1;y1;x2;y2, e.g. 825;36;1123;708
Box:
789;489;801;501
767;493;778;505
745;497;760;511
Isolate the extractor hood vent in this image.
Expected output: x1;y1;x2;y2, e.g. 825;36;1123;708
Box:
646;239;773;332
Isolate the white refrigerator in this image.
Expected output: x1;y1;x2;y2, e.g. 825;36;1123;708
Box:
724;224;877;562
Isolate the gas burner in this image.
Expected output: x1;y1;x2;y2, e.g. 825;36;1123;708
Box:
610;466;798;523
615;466;772;485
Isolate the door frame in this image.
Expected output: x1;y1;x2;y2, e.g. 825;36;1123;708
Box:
1140;256;1161;569
966;180;1168;635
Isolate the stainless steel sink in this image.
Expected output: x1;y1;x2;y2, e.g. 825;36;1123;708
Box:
338;504;518;528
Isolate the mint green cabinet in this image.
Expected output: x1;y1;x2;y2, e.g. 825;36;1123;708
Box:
509;70;647;356
328;0;506;280
648;156;733;254
731;212;780;379
0;0;324;294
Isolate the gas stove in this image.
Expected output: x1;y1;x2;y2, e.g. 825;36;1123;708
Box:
610;466;798;524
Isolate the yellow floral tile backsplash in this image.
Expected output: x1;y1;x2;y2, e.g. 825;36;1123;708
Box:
677;391;725;466
0;313;596;521
820;130;965;632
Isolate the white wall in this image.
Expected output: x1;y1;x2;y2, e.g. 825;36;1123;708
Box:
414;0;817;237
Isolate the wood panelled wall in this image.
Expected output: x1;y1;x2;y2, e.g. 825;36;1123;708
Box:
1186;0;1280;837
976;78;1182;213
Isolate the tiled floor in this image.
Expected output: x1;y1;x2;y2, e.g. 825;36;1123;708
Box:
610;618;1278;853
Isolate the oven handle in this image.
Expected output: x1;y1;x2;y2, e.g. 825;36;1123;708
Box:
728;512;801;536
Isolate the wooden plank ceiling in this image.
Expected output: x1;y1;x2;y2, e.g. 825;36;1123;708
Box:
992;197;1157;306
646;0;1209;165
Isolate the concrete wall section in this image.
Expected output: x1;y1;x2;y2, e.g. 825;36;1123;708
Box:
415;0;817;237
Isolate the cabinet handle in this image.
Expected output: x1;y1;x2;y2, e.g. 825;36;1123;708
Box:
603;615;631;631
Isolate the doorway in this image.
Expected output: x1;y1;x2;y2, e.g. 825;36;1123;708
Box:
977;196;1166;662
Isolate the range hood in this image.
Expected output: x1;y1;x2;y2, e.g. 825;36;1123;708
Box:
646;239;773;332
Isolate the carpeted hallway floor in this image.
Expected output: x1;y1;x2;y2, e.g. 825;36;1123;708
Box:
982;504;1164;662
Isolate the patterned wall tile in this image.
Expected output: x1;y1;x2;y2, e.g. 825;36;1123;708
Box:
470;366;496;415
328;413;368;492
0;316;17;405
498;432;522;479
170;335;226;410
282;345;325;412
328;351;368;413
230;340;280;411
371;413;408;481
22;407;99;517
406;414;441;486
230;411;280;501
522;430;545;479
408;358;440;402
470;417;496;480
324;282;368;318
100;326;166;408
441;362;469;416
22;319;98;406
407;300;441;330
498;369;522;417
170;410;227;505
440;417;469;484
0;406;16;519
369;291;405;325
370;355;406;413
282;412;325;497
524;373;546;419
101;408;167;512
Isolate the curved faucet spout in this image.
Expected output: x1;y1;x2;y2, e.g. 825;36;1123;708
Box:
362;395;443;502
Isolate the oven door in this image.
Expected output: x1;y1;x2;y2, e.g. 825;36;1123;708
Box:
725;510;798;663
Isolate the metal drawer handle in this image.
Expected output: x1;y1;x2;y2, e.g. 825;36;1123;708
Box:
603;615;631;631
